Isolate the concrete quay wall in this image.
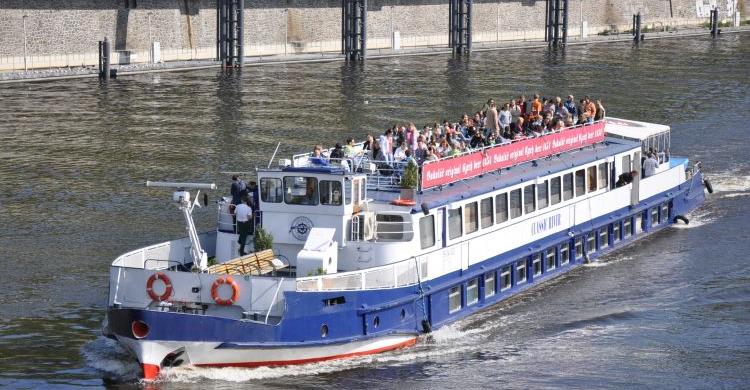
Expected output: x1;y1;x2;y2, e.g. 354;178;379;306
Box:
0;0;746;70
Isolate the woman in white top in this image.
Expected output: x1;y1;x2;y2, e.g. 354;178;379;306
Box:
499;103;512;129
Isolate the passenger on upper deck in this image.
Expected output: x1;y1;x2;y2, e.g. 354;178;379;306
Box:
584;97;597;124
485;102;500;134
643;152;660;177
531;94;543;117
499;103;512;130
564;95;578;123
594;100;606;121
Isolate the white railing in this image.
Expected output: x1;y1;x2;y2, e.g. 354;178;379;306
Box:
296;256;419;292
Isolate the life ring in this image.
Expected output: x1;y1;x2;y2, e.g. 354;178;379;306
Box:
703;179;714;194
211;276;240;306
146;272;173;302
391;198;417;206
673;215;689;225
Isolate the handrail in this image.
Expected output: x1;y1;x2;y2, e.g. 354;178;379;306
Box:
296;254;418;292
265;277;284;324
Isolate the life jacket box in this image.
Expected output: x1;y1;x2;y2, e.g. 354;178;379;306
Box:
297;228;338;277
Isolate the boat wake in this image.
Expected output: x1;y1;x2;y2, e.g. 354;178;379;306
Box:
81;336;142;382
706;170;750;198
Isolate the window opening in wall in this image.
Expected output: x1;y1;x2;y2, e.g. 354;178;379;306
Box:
587;232;596;254
510;189;522;219
660;203;669;224
480;197;493;228
419;215;435;249
598;162;609;189
516;260;527;285
575;169;586;197
551;176;562;205
449;286;461;313
465;202;479;234
524;184;536;214
560;242;570;265
260;178;283;203
532;253;542;276
500;266;511;291
575;237;584;259
599;227;609;249
484;271;496;298
636;214;643;234
320;180;343;206
376;214;412;241
587;166;598;192
623;218;632;238
613;222;621;243
563;173;574;200
496;193;509;223
284;176;319;205
449;208;462;240
651;208;659;226
538;180;549;209
467;279;479;306
546;248;556;271
344;179;352;205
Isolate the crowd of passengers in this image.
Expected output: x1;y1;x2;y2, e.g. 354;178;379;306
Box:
312;95;606;168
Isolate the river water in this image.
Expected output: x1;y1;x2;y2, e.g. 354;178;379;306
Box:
1;33;749;389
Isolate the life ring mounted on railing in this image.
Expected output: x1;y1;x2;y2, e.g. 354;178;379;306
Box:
391;198;417;206
211;275;240;306
146;272;173;302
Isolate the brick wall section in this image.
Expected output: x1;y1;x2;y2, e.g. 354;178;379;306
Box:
0;0;745;58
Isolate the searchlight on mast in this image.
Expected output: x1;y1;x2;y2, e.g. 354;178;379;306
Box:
146;181;216;272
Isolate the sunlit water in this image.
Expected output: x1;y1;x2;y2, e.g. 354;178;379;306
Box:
1;33;749;388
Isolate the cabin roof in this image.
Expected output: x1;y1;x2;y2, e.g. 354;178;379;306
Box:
392;137;640;212
605;117;670;140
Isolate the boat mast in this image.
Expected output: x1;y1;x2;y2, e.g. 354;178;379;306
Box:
146;181;216;271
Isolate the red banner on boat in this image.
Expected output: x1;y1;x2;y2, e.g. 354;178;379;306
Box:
420;121;606;189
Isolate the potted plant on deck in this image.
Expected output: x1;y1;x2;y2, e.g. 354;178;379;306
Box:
400;160;419;201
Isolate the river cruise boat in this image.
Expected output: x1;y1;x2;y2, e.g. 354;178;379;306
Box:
103;118;710;380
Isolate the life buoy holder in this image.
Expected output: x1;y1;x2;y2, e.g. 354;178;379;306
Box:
211;276;240;306
391;198;417;206
146;272;173;302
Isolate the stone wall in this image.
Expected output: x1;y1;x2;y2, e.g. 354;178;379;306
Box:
0;0;746;68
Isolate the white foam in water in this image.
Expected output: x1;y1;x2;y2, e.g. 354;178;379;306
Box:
671;208;716;229
81;336;142;381
584;254;634;268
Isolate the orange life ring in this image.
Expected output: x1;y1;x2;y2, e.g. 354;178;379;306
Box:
146;272;173;302
211;276;240;306
391;198;417;206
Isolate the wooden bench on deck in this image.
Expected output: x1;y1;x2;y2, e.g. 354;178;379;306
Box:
207;249;287;276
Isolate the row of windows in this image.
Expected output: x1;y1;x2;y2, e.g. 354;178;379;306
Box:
446;203;671;314
260;176;365;206
440;162;610;244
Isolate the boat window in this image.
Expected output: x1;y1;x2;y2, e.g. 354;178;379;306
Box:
344;179;352;205
449;286;462;313
419;215;435;249
575;169;586;197
496;193;509;223
532;253;542;276
660;203;669;223
509;189;522;219
587;166;598;192
448;208;462;240
353;179;361;206
320;180;343;206
480;197;493;228
284;176;319;205
560;242;570;265
260;178;283;203
500;266;511;291
516;260;527;284
575;237;584;259
563;173;574;200
550;177;562;205
524;184;536;214
376;214;413;241
623;218;632;238
464;202;479;234
485;271;496;297
587;232;596;254
613;222;621;243
467;279;479;306
622;154;632;173
636;213;643;234
651;208;659;226
361;178;367;201
546;248;556;271
598;162;609;189
599;227;609;249
537;180;549;210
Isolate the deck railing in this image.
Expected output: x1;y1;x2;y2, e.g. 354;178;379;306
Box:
296;256;420;292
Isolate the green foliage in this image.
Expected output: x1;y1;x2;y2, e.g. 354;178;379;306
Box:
253;227;274;252
400;160;419;189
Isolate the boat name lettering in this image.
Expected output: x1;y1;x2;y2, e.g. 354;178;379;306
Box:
531;214;562;236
